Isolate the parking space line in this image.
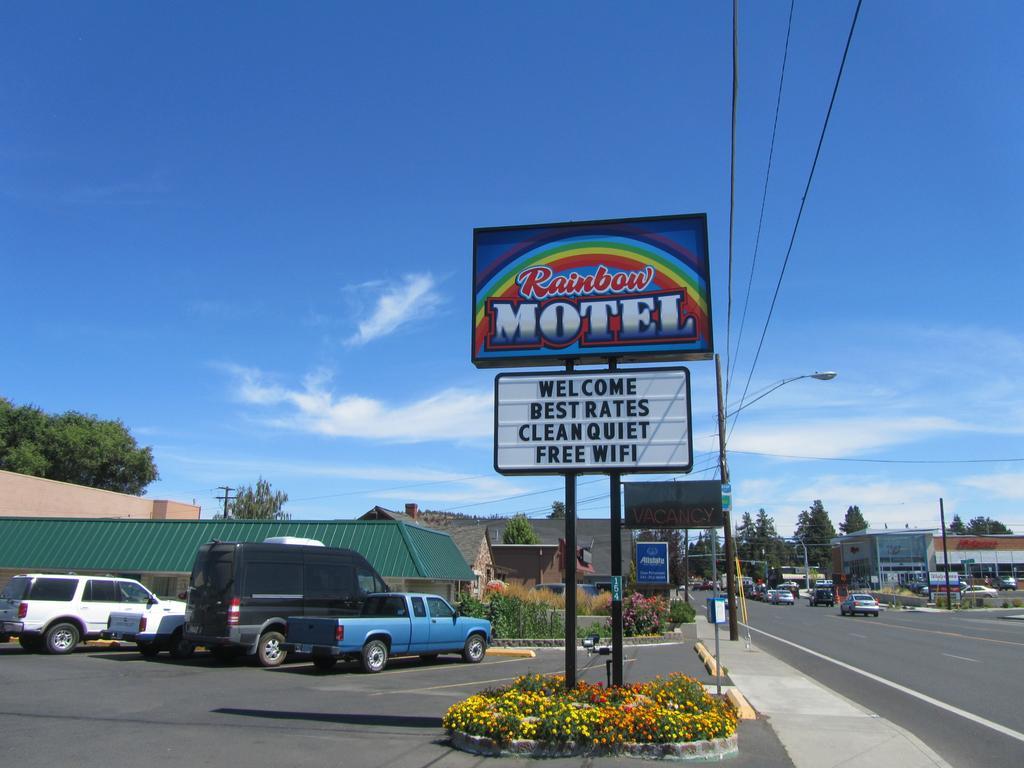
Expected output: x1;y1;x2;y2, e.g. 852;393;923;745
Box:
368;674;522;695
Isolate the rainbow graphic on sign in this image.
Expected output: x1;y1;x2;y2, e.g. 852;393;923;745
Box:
472;215;712;367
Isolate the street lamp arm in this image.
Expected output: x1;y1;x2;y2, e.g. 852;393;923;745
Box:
725;372;837;419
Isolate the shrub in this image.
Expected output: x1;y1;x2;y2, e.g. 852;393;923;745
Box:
669;600;696;624
621;592;668;636
456;592;487;619
1013;598;1023;608
488;593;563;638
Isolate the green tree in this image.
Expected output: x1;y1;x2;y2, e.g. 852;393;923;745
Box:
839;505;869;535
793;500;836;574
948;514;967;534
736;511;755;574
548;500;566;519
0;397;158;495
502;513;540;544
230;477;290;520
965;516;1013;535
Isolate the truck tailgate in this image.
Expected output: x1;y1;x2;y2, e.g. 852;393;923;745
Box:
106;612;143;638
286;617;341;647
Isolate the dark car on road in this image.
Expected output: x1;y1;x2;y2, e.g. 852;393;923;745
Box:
184;540;388;667
808;587;835;607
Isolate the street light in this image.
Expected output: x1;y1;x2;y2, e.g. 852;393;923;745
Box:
716;362;836;641
726;372;838;419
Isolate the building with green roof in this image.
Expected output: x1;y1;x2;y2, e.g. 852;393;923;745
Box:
0;518;475;600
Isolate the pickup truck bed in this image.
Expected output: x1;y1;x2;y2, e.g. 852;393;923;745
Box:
285;592;491;672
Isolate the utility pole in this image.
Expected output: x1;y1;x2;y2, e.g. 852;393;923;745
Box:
940;498;952;610
715;354;739;640
216;486;235;519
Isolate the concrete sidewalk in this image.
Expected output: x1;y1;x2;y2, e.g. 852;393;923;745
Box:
694;617;951;768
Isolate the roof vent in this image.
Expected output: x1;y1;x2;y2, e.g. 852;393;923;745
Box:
262;536;325;546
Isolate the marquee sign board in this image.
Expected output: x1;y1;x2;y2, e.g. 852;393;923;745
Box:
494;367;692;475
623;480;724;529
472;214;712;368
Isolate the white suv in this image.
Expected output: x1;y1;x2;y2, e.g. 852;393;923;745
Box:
0;573;158;654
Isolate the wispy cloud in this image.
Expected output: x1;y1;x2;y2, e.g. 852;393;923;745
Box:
346;273;443;346
729;416;966;458
221;364;491;443
959;472;1024;501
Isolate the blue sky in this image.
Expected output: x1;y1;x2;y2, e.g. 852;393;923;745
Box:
3;2;1022;535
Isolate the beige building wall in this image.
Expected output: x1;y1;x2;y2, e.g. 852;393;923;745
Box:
0;469;200;520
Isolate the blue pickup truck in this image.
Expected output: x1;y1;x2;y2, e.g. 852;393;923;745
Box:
284;592;492;673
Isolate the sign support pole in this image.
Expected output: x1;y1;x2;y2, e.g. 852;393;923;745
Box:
610;471;623;686
565;469;577;688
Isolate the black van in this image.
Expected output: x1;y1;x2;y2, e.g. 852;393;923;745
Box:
183;541;388;667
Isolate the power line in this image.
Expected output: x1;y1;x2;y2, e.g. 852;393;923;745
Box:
729;0;863;440
729;0;795;388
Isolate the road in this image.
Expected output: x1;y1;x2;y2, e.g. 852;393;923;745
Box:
737;594;1024;767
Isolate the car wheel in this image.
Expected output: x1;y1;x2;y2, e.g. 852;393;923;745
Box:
19;634;44;653
137;642;161;658
312;656;337;671
256;630;288;668
872;612;879;617
168;630;195;660
361;639;389;673
45;622;80;654
463;634;487;663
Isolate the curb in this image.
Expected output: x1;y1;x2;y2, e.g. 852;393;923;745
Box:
485;647;536;658
693;641;721;677
449;730;738;761
725;688;756;720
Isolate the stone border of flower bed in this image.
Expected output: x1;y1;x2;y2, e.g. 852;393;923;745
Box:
450;730;738;760
491;633;676;648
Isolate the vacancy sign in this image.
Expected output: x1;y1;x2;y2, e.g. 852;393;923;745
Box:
494;367;692;475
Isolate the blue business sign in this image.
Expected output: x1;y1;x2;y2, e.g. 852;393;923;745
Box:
636;542;670;585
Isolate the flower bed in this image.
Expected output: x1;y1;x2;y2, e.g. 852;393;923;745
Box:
443;673;738;759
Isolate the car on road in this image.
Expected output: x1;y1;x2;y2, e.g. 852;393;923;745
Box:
769;589;794;605
996;576;1017;591
0;573;160;654
184;540;389;667
102;600;193;658
284;592;491;673
808;587;835;607
840;593;880;617
961;585;998;598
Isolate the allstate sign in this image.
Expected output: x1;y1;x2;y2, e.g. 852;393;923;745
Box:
636;542;670;585
472;214;712;367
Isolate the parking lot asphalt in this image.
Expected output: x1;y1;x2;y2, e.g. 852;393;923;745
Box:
0;636;792;768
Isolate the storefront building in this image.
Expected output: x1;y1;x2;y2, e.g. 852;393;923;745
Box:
832;529;1024;589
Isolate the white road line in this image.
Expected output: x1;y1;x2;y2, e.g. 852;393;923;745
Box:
942;653;979;663
848;633;867;639
745;623;1024;746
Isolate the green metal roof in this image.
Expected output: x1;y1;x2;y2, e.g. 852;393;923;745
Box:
0;518;475;581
